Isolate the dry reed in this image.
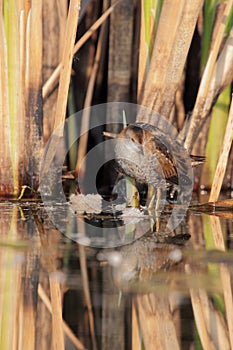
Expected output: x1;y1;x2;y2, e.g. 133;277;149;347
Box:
40;0;81;181
138;0;203;123
38;284;86;350
221;264;233;349
132;301;141;349
53;0;81;132
78;219;98;350
185;265;216;350
0;207;23;349
75;4;107;177
137;1;147;99
35;215;65;350
210;215;233;349
25;1;43;187
185;212;233;350
42;4;117;100
0;6;12;193
185;0;233;152
134;294;180;349
42;0;67;142
107;0;134;104
209;94;233;202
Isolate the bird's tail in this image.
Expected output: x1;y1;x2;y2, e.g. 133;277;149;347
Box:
190;155;206;167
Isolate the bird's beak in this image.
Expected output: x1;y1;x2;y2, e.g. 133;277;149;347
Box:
103;131;118;138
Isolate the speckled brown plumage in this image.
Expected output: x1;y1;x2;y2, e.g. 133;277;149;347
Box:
114;123;205;190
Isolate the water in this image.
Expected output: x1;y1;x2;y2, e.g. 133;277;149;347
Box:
0;194;232;349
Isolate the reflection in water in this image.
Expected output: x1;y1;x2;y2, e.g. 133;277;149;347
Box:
0;201;232;349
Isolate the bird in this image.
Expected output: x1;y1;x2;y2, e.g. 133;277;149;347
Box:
104;123;205;209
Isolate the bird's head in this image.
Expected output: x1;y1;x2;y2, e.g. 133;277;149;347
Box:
117;125;145;150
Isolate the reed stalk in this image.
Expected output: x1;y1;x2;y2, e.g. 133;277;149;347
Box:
194;2;233;186
191;213;232;349
67;81;78;170
134;294;180;350
191;24;233;175
75;5;106;177
201;0;218;70
221;264;233;349
19;8;26;178
34;215;65;350
0;6;12;195
132;301;141;349
185;266;216;350
185;0;233;152
3;0;21;195
0;0;46;195
49;275;65;350
201;86;230;186
138;0;203;123
207;196;233;348
42;4;117;100
53;0;81;131
40;0;81;180
137;1;147;100
21;265;36;350
38;284;86;350
209;94;233;202
43;0;67;142
138;0;162;99
25;1;43;188
78;219;98;350
0;207;22;350
107;0;134;105
199;288;229;349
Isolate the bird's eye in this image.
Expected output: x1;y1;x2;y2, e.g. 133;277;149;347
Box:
131;138;135;143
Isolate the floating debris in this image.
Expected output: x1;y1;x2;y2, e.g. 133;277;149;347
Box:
120;207;147;224
70;193;102;214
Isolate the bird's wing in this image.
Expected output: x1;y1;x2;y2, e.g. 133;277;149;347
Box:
145;135;179;185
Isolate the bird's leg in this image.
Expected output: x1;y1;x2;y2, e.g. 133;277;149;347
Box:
155;188;162;212
147;186;161;232
126;177;140;208
147;185;156;231
154;188;161;232
148;185;155;210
